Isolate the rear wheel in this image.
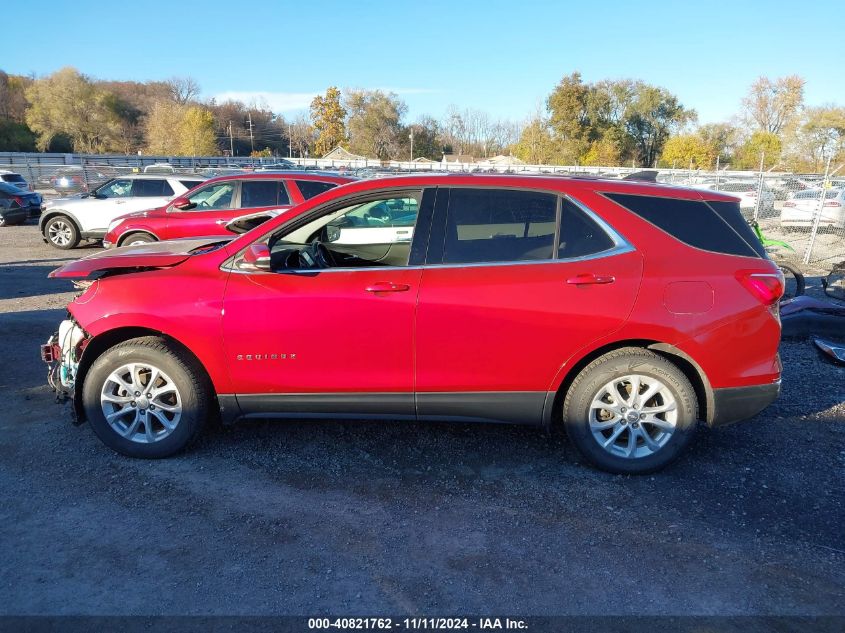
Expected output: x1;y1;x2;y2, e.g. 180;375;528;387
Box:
44;215;80;249
562;348;698;474
121;232;156;246
82;337;210;458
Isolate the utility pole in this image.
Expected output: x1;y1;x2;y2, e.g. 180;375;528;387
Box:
409;129;414;164
227;121;234;157
288;123;293;159
247;113;255;154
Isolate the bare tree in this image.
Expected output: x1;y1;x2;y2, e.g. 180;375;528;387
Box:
166;76;201;105
742;75;805;135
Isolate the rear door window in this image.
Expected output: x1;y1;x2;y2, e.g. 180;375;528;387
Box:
558;199;615;258
440;188;557;264
133;179;174;197
296;180;337;200
241;180;281;207
604;193;760;258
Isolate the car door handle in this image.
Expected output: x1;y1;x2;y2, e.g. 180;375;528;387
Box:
215;219;228;225
365;282;411;293
566;273;616;285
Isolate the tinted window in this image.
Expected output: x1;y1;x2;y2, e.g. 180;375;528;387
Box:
443;188;557;264
296;180;337;200
1;174;25;184
241;180;280;207
179;180;203;190
133;179;174;197
605;193;759;258
558;199;615;258
186;182;235;210
96;179;134;198
706;200;767;258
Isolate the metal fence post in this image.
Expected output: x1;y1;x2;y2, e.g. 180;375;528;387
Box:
753;152;765;221
714;156;720;191
803;156;832;266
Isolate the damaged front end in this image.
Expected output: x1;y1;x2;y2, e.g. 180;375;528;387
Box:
42;318;90;415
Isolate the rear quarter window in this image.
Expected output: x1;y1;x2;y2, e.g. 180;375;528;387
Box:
604;193;761;258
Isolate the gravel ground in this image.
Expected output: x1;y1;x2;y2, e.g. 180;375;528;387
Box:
0;223;844;616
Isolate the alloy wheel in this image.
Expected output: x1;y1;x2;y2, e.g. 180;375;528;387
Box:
588;374;678;459
100;363;182;443
48;220;73;246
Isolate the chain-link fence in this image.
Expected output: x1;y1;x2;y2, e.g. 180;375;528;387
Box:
1;152;842;273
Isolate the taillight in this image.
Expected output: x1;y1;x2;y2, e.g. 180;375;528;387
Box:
737;271;784;306
824;201;841;207
12;196;24;206
783;201;796;207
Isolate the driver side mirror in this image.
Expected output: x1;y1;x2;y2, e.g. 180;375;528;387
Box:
237;243;272;272
171;196;196;211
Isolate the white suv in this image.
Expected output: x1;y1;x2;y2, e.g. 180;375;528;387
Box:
39;174;204;249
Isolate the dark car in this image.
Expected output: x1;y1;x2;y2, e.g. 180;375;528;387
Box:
0;182;42;226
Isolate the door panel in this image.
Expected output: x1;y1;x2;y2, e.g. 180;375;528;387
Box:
415;251;642;395
222;268;421;413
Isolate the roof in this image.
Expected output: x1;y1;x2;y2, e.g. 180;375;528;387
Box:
203;171;356;185
479;154;525;166
308;172;741;204
442;154;475;163
322;146;367;161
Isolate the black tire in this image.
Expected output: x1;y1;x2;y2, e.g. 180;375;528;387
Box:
44;214;80;249
778;263;805;299
82;336;211;458
562;348;698;474
120;232;156;246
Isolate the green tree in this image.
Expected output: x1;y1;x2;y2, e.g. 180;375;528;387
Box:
345;89;407;160
145;101;217;156
0;119;36;151
310;86;346;156
24;67;125;152
405;116;441;160
624;83;694;167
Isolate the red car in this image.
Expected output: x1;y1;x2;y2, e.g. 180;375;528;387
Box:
43;174;783;474
102;171;353;248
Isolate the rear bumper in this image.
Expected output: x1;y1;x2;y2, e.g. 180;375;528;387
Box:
709;380;780;427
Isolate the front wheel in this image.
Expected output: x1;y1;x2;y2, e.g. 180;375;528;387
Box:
44;215;80;249
562;348;698;474
82;337;210;458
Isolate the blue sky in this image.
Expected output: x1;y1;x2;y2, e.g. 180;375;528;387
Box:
4;0;843;124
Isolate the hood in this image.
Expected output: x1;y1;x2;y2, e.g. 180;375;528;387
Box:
49;236;232;279
117;206;168;220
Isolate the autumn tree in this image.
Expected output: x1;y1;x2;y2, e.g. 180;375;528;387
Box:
513;118;559;164
660;134;716;169
25;67;126;152
289;114;315;158
788;106;845;172
742;75;805;135
310;86;346;156
167;76;200;105
345;89;407;160
179;106;217;155
733;131;782;170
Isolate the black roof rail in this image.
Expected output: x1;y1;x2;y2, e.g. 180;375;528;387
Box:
622;170;659;183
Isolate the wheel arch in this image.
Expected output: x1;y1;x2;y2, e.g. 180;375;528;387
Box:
41;210;81;236
543;339;713;428
117;230;159;246
73;326;217;424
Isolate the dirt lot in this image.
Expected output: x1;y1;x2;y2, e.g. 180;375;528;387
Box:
0;222;844;616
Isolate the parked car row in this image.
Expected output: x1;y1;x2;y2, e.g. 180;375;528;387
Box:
0;181;42;226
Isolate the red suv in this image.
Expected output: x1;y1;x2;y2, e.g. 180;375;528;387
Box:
43;175;782;474
102;171;353;248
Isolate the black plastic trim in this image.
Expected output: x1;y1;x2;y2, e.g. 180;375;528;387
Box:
710;381;780;427
416;391;546;425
